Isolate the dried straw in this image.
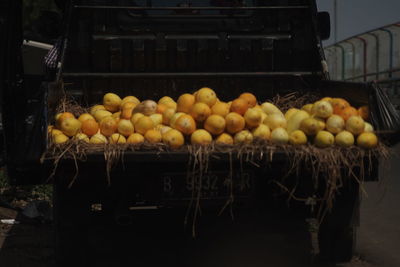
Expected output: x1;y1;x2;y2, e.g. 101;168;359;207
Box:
43;93;393;237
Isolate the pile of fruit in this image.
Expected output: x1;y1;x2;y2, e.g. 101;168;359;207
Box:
48;87;378;149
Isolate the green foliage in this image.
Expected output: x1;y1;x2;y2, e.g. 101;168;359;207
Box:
0;168;52;204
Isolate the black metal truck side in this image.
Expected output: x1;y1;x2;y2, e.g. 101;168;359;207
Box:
0;0;385;266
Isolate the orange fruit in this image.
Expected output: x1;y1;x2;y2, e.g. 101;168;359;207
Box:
190;102;211;122
225;112;245;134
239;92;257;108
156;103;168;114
78;113;95;123
191;129;212;145
332;98;350;115
195;87;217;107
339;106;358;121
162;129;185;149
211;102;230;117
215;133;234;145
358;105;369;121
177;93;195;113
134;116;154;135
174;114;197;135
127;133;144;144
99;117;118;137
230;98;249;115
204;114;226;135
144;129;162;144
81;119;99;137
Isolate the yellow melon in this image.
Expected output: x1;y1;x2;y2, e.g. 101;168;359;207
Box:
60;118;82;137
289;130;307;145
345;116;365;135
314;131;334;148
109;133;127;144
244;108;263;128
252;124;271;140
335;131;354;147
191;129;213;145
103;93;122;112
90;133;108;144
270;127;289;144
326;115;345;134
117;119;135;137
312;101;333;119
234;130;253;144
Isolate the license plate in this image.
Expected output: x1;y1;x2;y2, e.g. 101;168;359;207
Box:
162;171;253;200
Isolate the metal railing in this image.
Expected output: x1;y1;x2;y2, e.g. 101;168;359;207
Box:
324;22;400;108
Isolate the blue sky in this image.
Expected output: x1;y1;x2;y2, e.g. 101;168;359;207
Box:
317;0;400;45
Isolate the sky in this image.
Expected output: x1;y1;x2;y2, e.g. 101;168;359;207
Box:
316;0;400;46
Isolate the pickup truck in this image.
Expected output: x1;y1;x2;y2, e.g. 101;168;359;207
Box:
0;1;391;266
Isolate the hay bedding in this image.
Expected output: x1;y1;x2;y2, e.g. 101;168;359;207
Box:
42;93;391;238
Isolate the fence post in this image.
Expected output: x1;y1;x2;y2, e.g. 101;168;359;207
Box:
378;28;394;78
366;33;380;80
335;44;346;80
344;40;356;80
355;37;368;82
